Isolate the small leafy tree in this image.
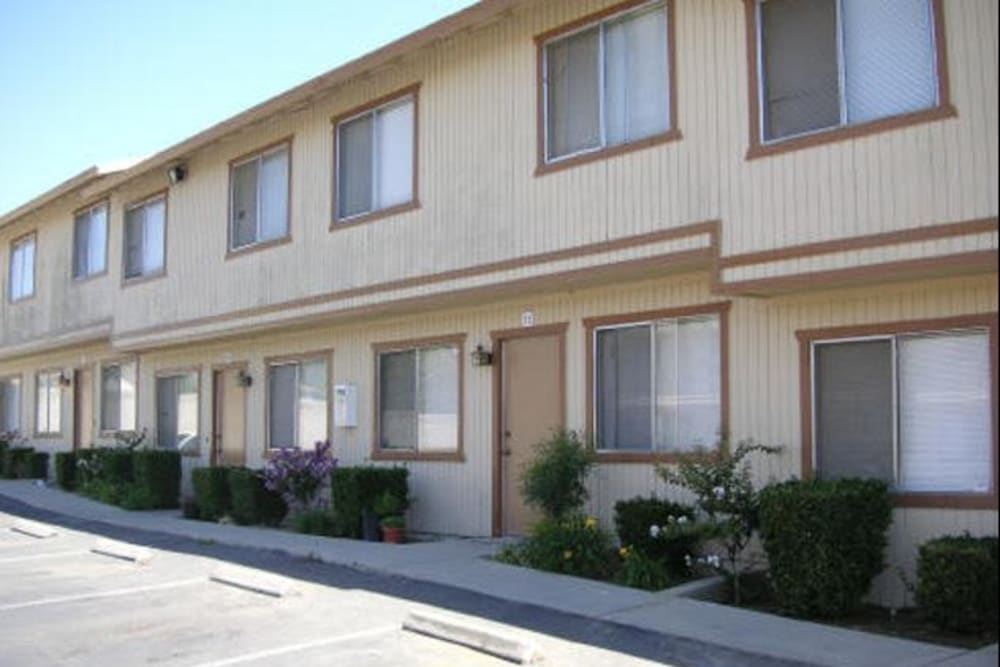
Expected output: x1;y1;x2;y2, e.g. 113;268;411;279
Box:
263;441;337;513
114;428;148;450
658;438;780;605
521;430;594;521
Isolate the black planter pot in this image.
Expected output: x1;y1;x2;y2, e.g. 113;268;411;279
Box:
362;509;381;542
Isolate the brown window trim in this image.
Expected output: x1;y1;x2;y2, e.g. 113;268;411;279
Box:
583;301;731;464
71;200;111;284
534;0;680;177
796;313;999;510
122;189;169;288
8;230;37;304
154;366;203;458
98;357;140;435
371;333;465;462
744;0;955;160
34;368;65;438
330;83;421;230
225;136;294;258
263;350;333;455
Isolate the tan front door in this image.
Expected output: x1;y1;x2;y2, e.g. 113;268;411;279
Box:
500;332;564;536
212;367;246;467
73;368;92;450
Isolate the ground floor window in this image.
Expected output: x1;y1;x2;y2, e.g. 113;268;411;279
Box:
376;339;461;455
35;370;62;436
101;361;138;432
812;326;993;495
593;312;721;453
156;372;199;454
267;357;328;449
0;376;20;434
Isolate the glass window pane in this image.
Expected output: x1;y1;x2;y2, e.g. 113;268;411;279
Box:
21;240;34;297
9;243;24;300
259;148;288;241
842;0;937;124
675;316;721;451
375;99;414;209
156;376;178;449
231;159;259;248
297;359;328;448
815;340;894;482
338;114;374;219
596;326;652;450
120;362;137;431
36;375;48;433
1;378;20;433
898;331;992;493
143;199;166;274
268;364;297;449
653;320;678;451
379;350;416;450
546;26;601;159
101;365;121;431
417;346;458;452
605;5;669;145
124;207;145;279
73;214;90;278
760;0;840;140
88;205;107;275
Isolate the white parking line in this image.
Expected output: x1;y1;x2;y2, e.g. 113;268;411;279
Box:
0;549;88;564
191;626;397;666
0;577;205;612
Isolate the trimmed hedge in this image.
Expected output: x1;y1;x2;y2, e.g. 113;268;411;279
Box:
758;478;892;618
330;467;409;538
2;447;35;479
192;466;233;521
227;467;287;526
613;496;698;578
30;452;49;479
55;452;77;490
132;450;181;509
917;534;998;633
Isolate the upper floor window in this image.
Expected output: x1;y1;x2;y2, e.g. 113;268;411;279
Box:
73;202;108;279
541;1;671;165
267;356;328;449
0;376;21;434
229;142;290;251
101;360;138;432
9;234;35;302
35;370;62;436
335;90;417;223
124;193;166;281
757;0;941;143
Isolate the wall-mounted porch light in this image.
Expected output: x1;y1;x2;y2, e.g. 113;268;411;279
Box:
58;372;72;387
237;370;253;387
471;344;494;367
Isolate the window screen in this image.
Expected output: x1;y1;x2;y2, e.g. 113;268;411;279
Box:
73;205;108;278
268;359;328;449
101;362;137;432
0;378;20;433
378;345;459;452
9;237;34;301
36;372;62;435
230;145;288;250
156;373;198;452
125;197;166;279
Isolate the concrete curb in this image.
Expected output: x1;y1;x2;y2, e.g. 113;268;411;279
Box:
91;538;154;564
11;518;58;538
403;611;541;664
210;564;295;597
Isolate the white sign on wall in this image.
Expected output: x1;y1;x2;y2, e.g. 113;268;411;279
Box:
521;310;535;328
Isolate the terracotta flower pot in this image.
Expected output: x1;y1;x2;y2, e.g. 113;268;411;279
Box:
381;526;405;544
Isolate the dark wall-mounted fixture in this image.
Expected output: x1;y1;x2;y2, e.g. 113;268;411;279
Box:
237;370;253;388
471;344;494;367
167;163;187;184
58;372;72;387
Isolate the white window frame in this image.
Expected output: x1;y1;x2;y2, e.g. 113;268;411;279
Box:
541;0;671;164
266;357;328;450
754;0;940;145
123;193;167;281
810;326;990;494
229;142;290;252
592;313;721;454
8;234;35;302
334;93;416;223
72;202;109;279
35;370;62;436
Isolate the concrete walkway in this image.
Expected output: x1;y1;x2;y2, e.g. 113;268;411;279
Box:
0;480;993;667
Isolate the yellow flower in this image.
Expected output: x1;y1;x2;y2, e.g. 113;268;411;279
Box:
563;549;574;560
585;517;597;530
619;546;630;558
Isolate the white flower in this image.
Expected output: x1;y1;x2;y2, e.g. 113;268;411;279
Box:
684;554;692;567
712;486;726;499
666;515;677;524
707;554;721;568
648;524;661;538
677;515;689;525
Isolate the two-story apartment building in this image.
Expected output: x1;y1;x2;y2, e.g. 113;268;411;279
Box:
1;0;996;606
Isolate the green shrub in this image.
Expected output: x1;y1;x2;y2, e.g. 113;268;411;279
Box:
2;446;34;478
54;452;77;490
131;450;181;509
521;430;593;521
74;449;98;487
758;478;892;618
118;485;156;511
916;534;998;633
191;467;232;521
616;546;671;591
294;509;338;536
93;447;134;486
497;516;614;581
614;496;698;579
30;452;49;479
330;467;409;538
228;467;287;526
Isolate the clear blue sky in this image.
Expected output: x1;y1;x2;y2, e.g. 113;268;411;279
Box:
0;0;476;216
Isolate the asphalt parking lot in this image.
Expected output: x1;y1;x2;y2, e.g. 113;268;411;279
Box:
0;512;666;666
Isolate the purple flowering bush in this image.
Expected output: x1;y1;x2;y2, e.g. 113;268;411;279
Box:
263;441;337;513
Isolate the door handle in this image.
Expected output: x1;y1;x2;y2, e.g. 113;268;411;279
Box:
502;447;512;457
504;430;512;438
